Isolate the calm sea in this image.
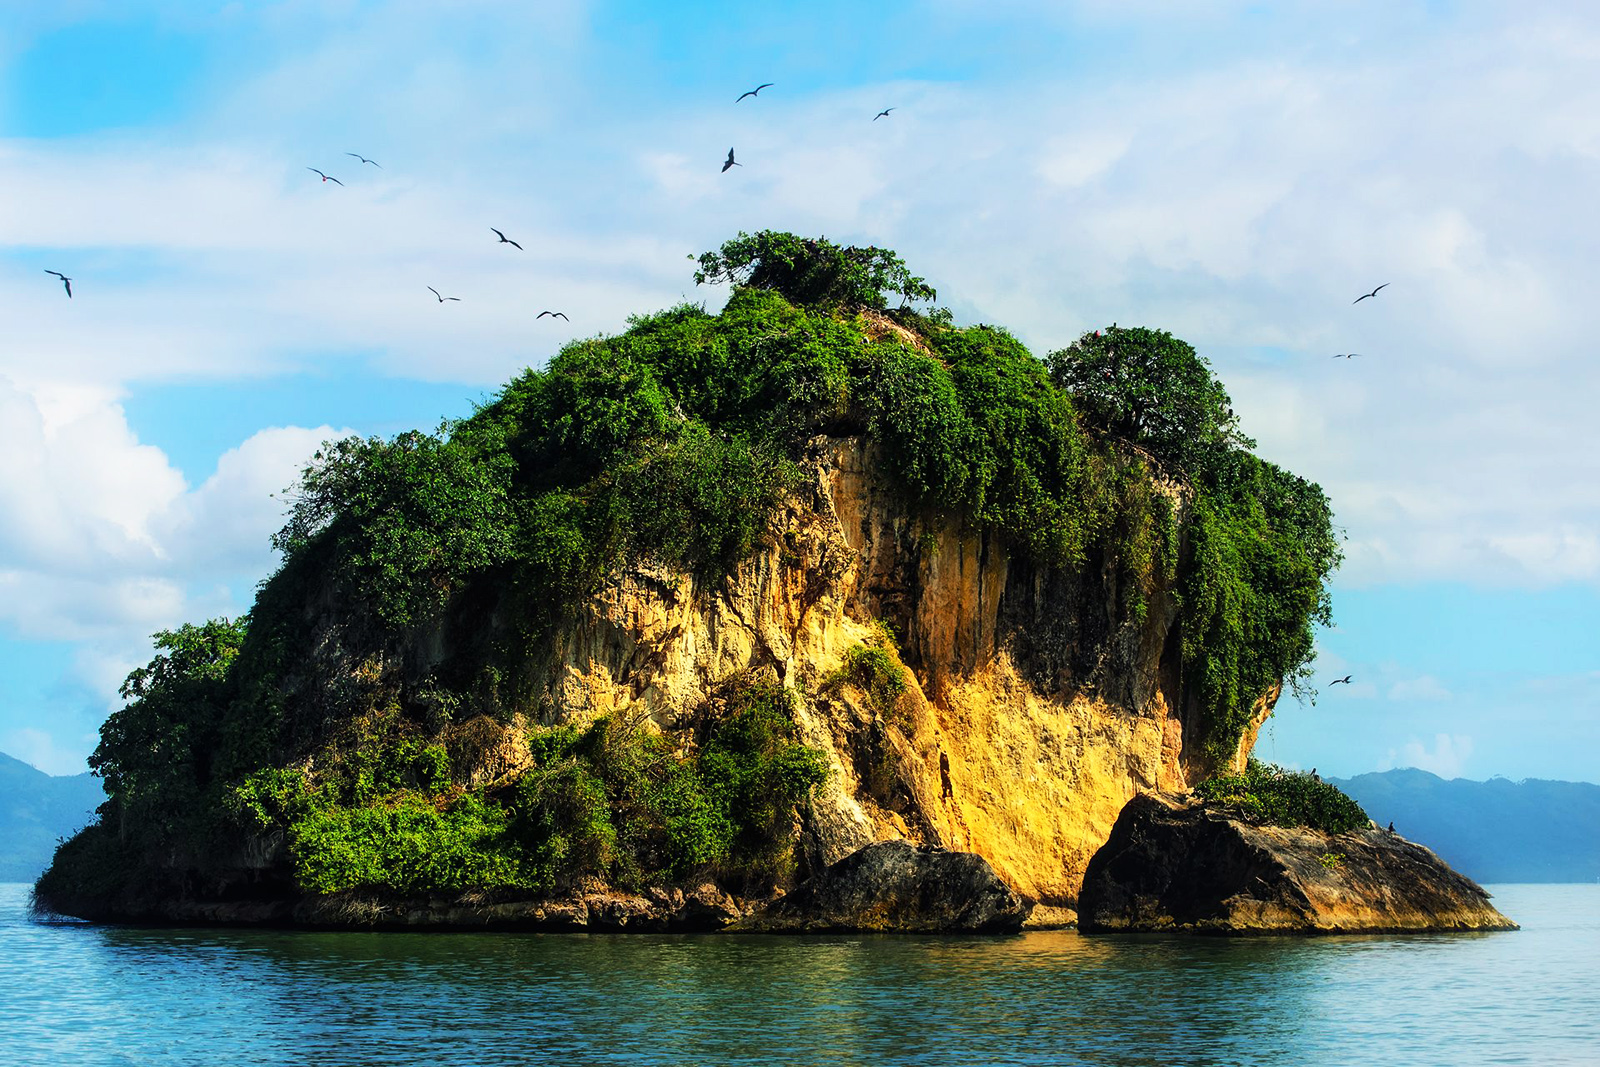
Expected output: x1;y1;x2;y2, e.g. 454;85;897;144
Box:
1;883;1594;1065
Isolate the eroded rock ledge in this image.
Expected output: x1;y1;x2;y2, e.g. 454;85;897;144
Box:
40;842;1028;934
1078;792;1518;934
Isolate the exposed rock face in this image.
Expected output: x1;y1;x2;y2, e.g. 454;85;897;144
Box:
739;841;1030;933
1078;792;1518;934
513;437;1252;908
64;434;1266;928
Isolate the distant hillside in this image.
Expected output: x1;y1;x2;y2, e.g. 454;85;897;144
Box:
1331;768;1600;883
0;752;103;882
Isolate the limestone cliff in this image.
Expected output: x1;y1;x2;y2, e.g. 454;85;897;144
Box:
470;435;1264;911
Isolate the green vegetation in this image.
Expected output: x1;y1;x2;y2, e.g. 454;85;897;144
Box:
36;231;1341;915
825;622;910;726
1048;326;1340;761
279;675;828;896
1046;326;1253;480
1196;759;1369;835
691;230;939;312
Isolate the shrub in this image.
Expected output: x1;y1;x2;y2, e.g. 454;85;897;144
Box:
827;644;909;724
289;791;528;895
1195;759;1369;834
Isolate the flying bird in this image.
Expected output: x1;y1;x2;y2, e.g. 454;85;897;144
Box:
537;310;569;320
491;228;523;250
874;107;895;120
428;287;460;303
1332;353;1364;359
345;153;380;167
1326;675;1353;688
306;168;344;185
736;83;773;102
1353;283;1389;304
44;270;72;298
722;148;741;172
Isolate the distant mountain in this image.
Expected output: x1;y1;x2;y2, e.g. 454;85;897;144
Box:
1330;768;1600;883
0;752;104;883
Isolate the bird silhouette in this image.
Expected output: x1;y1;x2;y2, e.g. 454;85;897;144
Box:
874;108;895;120
1353;283;1389;304
428;287;460;303
44;270;72;298
537;310;569;320
306;168;344;185
1332;353;1364;359
491;228;523;250
1327;675;1353;688
722;148;741;172
345;153;380;167
736;83;773;102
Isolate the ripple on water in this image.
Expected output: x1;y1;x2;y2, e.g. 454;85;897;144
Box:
1;884;1594;1066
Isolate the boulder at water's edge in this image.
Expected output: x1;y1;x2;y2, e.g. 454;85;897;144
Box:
740;840;1031;933
1078;792;1517;934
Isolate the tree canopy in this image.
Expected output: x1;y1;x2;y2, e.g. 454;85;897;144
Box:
692;230;940;311
1045;325;1254;479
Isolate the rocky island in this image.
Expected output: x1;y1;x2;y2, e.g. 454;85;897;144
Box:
34;232;1499;934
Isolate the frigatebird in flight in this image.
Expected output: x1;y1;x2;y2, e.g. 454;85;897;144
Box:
428;287;460;303
736;83;773;102
722;148;741;172
1332;353;1363;359
345;153;380;167
491;227;523;250
1353;283;1389;304
537;311;569;320
44;270;72;298
874;108;895;120
306;168;344;185
1326;675;1353;688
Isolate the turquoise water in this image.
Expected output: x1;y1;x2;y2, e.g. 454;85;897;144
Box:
1;884;1594;1065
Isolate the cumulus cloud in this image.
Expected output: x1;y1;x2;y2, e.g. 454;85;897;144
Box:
1382;733;1476;779
159;423;348;575
0;374;350;767
0;378;183;572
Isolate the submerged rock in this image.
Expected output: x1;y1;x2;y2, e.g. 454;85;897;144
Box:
740;840;1032;933
1078;792;1518;934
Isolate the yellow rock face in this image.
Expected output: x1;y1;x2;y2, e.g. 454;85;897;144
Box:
532;437;1270;907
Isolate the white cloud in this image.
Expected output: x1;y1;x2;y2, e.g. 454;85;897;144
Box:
160;423;348;575
0;378;184;572
1382;733;1476;779
0;376;344;660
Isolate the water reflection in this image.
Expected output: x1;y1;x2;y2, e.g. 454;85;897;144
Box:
2;885;1593;1066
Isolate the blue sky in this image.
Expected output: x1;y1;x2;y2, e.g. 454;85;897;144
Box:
1;1;1597;782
